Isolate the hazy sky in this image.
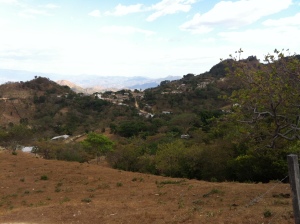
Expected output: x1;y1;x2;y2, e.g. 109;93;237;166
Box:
0;0;299;78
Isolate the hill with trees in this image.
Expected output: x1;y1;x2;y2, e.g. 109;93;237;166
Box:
1;50;300;183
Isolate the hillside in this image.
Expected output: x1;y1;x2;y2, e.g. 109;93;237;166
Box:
1;55;299;185
0;77;73;127
56;80;86;93
0;58;253;132
0;150;293;224
0;77;132;138
138;57;260;114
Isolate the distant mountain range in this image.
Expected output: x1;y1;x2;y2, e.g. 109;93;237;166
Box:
0;69;181;92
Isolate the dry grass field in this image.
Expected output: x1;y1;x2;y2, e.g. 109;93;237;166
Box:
0;150;294;224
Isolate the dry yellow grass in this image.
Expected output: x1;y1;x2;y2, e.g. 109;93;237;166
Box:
0;150;294;224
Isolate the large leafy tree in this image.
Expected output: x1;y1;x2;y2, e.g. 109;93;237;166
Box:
227;49;300;149
81;132;114;164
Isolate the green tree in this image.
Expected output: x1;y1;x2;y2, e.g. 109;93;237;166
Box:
117;120;148;138
81;132;114;164
106;143;142;171
155;140;186;177
106;137;148;171
227;49;300;150
7;125;33;146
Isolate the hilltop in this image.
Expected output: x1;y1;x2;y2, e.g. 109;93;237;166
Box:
138;56;259;114
0;150;293;224
0;77;77;128
0;77;73;127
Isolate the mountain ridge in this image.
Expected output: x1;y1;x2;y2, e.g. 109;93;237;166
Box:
0;69;181;91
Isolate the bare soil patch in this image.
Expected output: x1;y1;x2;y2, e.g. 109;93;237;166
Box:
0;151;294;223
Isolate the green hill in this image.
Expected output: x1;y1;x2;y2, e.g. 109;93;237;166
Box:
1;53;299;183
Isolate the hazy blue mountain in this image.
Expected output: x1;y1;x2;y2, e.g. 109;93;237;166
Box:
0;69;181;90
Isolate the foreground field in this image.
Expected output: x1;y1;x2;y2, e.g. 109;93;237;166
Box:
0;150;294;224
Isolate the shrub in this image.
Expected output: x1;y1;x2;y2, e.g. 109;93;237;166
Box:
116;182;123;187
40;175;48;180
81;198;92;203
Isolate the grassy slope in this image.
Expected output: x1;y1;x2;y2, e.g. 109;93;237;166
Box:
0;150;293;224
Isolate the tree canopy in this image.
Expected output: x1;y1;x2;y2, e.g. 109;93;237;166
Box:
81;132;114;164
227;49;300;150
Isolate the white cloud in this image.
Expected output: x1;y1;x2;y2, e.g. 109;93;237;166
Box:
180;0;292;33
88;10;101;17
99;26;155;36
105;4;144;16
147;0;196;22
0;1;59;11
218;26;300;52
180;13;213;34
0;0;24;7
0;0;18;4
0;25;158;76
263;13;300;26
0;0;55;18
43;4;60;9
18;8;50;18
0;19;9;28
0;49;54;61
0;29;64;73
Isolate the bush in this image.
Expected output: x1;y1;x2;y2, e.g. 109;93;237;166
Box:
40;175;48;180
117;120;148;137
155;140;186;177
35;141;92;163
107;143;143;171
227;143;299;183
12;151;17;155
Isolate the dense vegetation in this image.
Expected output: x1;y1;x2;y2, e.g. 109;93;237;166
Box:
1;50;300;183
